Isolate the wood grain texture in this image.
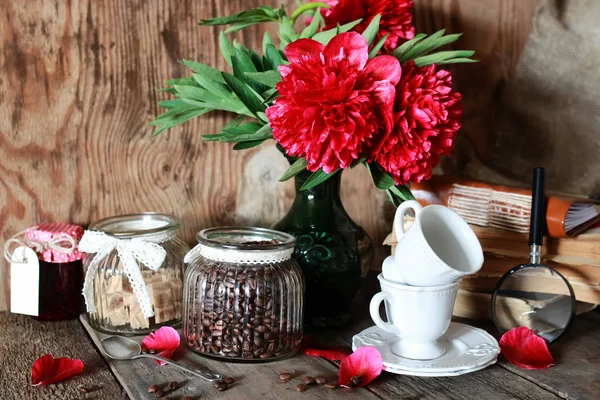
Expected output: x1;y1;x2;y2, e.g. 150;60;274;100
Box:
0;312;126;399
0;0;542;311
81;316;380;400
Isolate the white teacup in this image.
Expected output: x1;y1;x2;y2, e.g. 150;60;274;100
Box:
370;274;460;360
383;200;483;286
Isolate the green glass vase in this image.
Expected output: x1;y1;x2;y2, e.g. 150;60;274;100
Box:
272;170;373;329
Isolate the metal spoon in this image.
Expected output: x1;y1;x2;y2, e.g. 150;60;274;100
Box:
100;335;223;382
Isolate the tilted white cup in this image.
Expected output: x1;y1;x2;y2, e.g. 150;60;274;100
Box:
370;273;460;360
382;200;484;286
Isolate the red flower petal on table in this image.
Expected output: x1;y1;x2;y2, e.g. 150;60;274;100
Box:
267;32;401;174
313;0;415;53
31;355;84;386
304;347;352;361
141;326;181;366
338;346;383;388
499;327;555;370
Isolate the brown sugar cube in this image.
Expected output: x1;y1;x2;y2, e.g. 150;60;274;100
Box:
152;286;173;309
170;280;183;303
105;275;123;294
107;305;129;327
172;301;182;319
106;292;125;311
154;305;174;324
122;277;134;293
129;305;150;329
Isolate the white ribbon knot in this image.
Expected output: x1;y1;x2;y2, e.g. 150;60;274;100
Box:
79;230;167;318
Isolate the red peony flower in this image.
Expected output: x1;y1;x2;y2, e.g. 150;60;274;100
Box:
314;0;415;52
373;61;462;184
266;32;401;173
500;327;555;370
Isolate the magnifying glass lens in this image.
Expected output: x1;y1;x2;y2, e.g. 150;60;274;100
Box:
492;265;575;343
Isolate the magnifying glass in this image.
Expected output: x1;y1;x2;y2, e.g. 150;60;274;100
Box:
491;168;576;343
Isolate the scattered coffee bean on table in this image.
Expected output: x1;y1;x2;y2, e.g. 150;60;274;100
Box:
315;376;327;385
77;385;88;394
223;377;235;384
350;376;363;387
279;372;293;381
325;383;338;390
154;389;165;398
295;383;308;392
167;381;178;391
214;382;229;391
148;384;159;393
303;376;315;385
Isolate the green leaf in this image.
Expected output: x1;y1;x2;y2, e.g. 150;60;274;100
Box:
264;44;286;70
433;57;479;65
181;60;225;83
200;6;282;27
151;108;209;136
158;99;187;109
279;158;309;181
399;31;464;63
262;31;274;56
245;71;282;87
233;140;265;150
278;16;299;49
366;163;396;190
300;9;324;38
223;115;246;130
412;50;475;67
312;19;362;44
164;76;195;87
219;123;273;142
300;169;339;190
219;31;235;67
385;188;402;207
192;73;230;99
221;72;265;118
361;14;381;45
389;185;416;201
391;33;427;59
368;34;388;58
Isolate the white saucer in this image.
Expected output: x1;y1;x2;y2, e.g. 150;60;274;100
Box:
352;322;500;376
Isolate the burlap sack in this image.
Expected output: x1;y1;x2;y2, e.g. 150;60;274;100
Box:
489;0;600;197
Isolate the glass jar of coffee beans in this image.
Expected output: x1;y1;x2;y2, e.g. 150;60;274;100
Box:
183;227;304;362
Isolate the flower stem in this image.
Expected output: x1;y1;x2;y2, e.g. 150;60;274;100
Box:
290;2;330;25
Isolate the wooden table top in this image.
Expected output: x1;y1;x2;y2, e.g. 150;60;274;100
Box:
1;275;599;400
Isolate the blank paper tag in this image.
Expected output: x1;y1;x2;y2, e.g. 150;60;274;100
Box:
10;246;39;316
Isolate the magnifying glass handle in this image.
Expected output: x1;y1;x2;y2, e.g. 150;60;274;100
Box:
529;167;545;263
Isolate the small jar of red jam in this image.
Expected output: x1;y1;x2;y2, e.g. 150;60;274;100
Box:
25;223;85;321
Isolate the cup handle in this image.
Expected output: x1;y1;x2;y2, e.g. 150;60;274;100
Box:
394;200;423;240
369;292;400;334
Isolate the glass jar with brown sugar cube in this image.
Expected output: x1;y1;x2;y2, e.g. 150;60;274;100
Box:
83;213;189;335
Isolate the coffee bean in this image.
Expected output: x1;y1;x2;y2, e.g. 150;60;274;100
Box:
279;372;293;381
167;381;178;391
77;385;88;394
325;383;338;390
183;397;195;400
295;384;308;392
350;376;363;387
214;382;228;391
223;377;235;384
303;376;315;385
154;389;166;398
315;376;327;385
148;384;159;393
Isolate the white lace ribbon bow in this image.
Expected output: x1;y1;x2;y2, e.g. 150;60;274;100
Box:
79;230;167;318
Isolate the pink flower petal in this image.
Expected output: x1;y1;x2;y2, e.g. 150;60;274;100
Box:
323;32;369;69
31;355;84;386
500;327;555;370
304;347;352;361
364;56;402;85
141;326;181;366
338;346;383;388
284;38;324;64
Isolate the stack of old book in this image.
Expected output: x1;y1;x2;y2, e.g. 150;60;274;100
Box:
383;176;600;320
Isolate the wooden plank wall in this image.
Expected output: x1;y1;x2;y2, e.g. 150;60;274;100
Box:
0;0;542;310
